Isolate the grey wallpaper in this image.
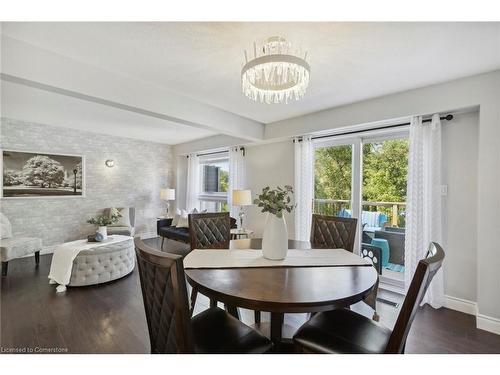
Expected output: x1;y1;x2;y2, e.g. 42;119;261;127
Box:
0;118;174;249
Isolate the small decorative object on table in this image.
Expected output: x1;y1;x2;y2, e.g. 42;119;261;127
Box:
254;185;295;260
86;212;121;241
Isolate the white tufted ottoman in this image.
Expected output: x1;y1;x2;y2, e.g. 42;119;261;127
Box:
68;238;135;286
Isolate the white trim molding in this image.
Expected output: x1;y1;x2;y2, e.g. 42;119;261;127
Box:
444;295;478;316
444;295;500;335
477;314;500;335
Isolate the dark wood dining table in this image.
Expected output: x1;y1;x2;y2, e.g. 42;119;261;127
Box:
185;238;378;348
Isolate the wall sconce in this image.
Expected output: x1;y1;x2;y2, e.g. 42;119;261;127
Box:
105;159;115;168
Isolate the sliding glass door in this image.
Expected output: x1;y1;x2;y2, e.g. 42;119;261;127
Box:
314;132;409;289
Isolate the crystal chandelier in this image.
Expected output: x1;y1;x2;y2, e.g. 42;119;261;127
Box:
241;36;310;104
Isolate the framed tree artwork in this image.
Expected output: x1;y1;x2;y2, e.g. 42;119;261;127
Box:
1;150;85;198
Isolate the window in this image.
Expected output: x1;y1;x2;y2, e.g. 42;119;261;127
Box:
198;152;229;212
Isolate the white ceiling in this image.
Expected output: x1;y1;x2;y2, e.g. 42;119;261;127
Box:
0;80;216;145
1;22;500;133
2;22;500;144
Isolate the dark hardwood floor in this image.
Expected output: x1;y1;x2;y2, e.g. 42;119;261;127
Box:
1;237;499;354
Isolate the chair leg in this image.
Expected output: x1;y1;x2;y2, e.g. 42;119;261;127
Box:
210;298;217;308
161;236;165;250
190;288;198;316
1;261;8;276
35;251;40;266
224;304;241;320
254;310;261;324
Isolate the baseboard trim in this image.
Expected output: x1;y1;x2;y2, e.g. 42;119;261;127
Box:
477;314;500;335
443;295;500;336
444;295;477;316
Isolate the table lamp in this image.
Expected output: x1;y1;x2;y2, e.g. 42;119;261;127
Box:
160;188;176;217
232;189;252;230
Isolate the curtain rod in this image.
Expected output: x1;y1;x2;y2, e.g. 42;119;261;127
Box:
187;146;245;158
306;114;454;142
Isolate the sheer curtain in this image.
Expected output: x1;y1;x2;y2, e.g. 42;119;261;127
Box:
405;114;444;308
294;136;314;241
186;153;200;211
228;146;246;218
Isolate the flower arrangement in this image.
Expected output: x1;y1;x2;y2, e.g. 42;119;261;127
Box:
87;212;121;227
254;185;295;218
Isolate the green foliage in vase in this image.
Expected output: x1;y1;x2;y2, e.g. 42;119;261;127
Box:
87;212;121;227
254;185;295;218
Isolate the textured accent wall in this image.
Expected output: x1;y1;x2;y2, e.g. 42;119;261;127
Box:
0;118;173;248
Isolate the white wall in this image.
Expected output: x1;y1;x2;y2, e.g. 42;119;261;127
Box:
175;155;188;212
442;111;479;303
244;141;295;239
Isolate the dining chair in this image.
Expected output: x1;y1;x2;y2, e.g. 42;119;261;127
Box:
360;243;382;321
310;214;358;252
188;212;262;323
188;212;230;312
134;237;273;354
293;242;445;354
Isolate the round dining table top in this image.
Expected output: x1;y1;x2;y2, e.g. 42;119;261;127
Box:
185;239;378;314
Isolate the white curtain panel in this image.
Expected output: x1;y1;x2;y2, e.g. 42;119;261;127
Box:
404;114;445;308
229;146;246;218
294;136;314;241
186;153;200;211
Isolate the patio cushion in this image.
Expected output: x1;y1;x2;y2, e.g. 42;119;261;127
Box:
0;237;42;262
371;238;390;267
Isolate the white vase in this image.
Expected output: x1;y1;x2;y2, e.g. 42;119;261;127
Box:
262;213;288;260
97;226;108;240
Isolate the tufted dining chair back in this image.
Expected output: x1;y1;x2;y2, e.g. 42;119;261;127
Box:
188;212;231;250
134;237;195;353
310;214;358;252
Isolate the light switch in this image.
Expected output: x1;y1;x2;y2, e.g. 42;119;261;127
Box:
440;185;448;196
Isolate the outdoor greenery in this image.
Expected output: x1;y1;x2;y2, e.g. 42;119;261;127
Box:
87;212;122;227
314;139;409;219
254;185;295;218
219;169;229;192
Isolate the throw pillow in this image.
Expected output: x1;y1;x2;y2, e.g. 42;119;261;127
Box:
0;212;12;239
171;209;182;227
176;210;190;228
108;207;131;227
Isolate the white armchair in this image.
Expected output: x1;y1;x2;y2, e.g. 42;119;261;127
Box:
1;213;42;276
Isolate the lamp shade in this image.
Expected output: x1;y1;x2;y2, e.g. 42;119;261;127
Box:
160;188;176;201
232;190;252;206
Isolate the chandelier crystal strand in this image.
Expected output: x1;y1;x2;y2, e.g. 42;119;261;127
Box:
241;36;310;104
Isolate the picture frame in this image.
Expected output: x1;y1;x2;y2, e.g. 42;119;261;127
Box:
1;149;86;199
